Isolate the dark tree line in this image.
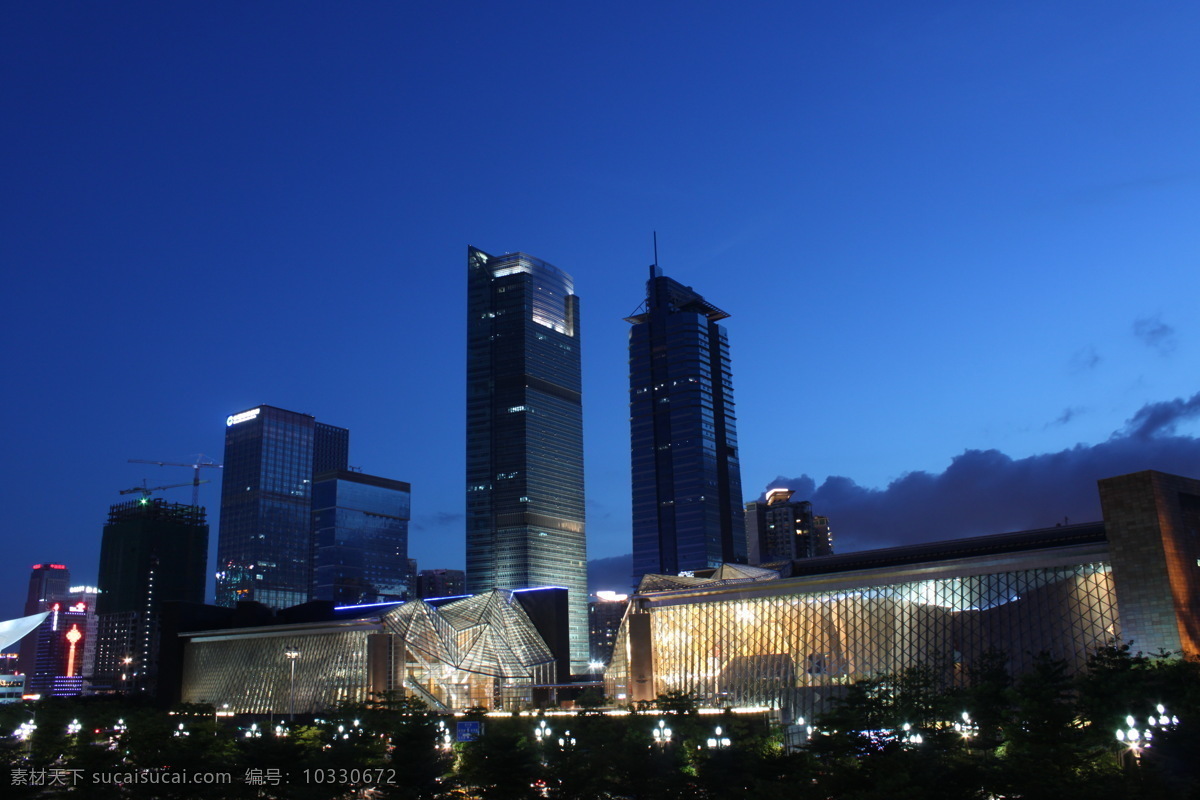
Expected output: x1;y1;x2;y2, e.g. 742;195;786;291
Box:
3;645;1198;799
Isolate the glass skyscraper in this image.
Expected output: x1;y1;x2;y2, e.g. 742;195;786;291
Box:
215;405;349;608
627;267;746;580
311;470;412;606
466;245;588;672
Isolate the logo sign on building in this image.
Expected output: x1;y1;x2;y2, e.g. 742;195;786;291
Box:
456;721;484;742
226;408;262;427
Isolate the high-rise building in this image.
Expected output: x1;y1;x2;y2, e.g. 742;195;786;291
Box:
745;489;833;564
311;470;412;606
18;563;71;675
27;596;92;697
94;499;208;695
627;267;746;580
215;405;349;608
466;245;588;672
588;591;628;667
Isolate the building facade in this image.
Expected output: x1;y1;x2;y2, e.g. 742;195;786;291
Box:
27;594;93;697
181;589;561;713
465;246;588;672
745;489;833;564
216;405;349;608
606;470;1200;723
18;563;71;676
417;569;466;599
311;470;412;605
627;268;746;580
588;591;628;667
94;499;208;695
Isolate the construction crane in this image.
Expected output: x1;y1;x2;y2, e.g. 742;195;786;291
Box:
119;480;209;505
127;455;223;507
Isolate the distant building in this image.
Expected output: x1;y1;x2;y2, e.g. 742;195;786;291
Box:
94;499;208;695
627;268;746;581
466;246;588;672
311;470;412;605
18;563;71;675
417;569;465;599
745;489;833;564
216;405;349;608
607;470;1200;722
588;591;628;667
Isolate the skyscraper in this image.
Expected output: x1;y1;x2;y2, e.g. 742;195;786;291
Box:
94;499;208;695
627;267;746;580
216;405;349;608
311;470;411;605
466;245;588;672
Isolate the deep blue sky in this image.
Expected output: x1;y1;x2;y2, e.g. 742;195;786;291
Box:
4;2;1199;616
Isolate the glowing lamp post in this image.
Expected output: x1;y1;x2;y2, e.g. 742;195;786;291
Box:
652;719;673;747
284;648;300;722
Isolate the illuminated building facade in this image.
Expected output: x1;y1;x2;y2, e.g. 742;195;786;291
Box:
745;489;833;564
181;588;560;713
95;499;208;695
27;593;93;697
311;470;412;605
606;471;1200;722
466;246;588;672
216;405;349;608
627;268;745;581
18;563;71;676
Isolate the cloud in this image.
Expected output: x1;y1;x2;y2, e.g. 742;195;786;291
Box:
1120;391;1200;439
760;392;1200;553
410;510;464;531
1068;346;1101;372
1133;315;1177;355
588;553;634;593
1046;406;1084;428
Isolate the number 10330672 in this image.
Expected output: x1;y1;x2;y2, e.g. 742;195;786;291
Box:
302;768;398;785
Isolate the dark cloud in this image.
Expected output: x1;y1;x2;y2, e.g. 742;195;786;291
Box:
1121;391;1200;439
410;511;464;531
1046;406;1084;428
1133;315;1177;355
588;553;634;594
1069;346;1101;372
761;392;1200;553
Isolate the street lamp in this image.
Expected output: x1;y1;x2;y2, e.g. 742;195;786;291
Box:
652;719;673;747
534;719;551;744
706;725;731;749
284;648;300;722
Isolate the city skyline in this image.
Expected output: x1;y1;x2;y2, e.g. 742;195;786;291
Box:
4;3;1200;620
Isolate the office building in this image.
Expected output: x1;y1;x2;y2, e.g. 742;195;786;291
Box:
311;470;412;605
27;594;93;697
588;591;628;667
465;246;588;672
216;405;349;608
627;268;746;580
18;563;71;675
745;489;833;564
417;569;465;599
94;499;208;695
606;470;1200;723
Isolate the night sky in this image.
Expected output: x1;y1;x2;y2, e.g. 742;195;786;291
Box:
4;2;1199;618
